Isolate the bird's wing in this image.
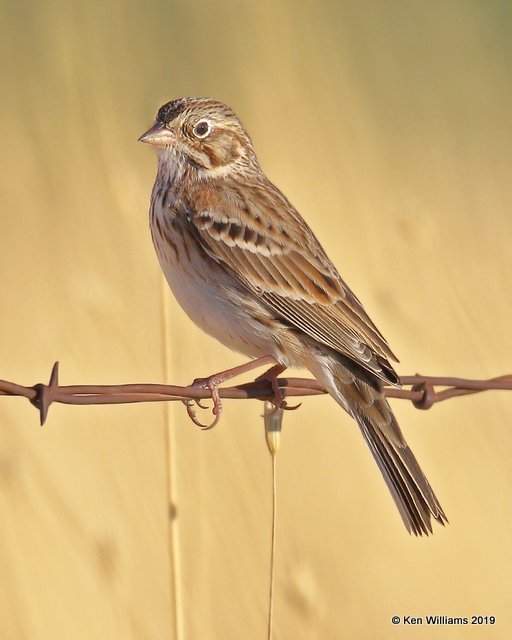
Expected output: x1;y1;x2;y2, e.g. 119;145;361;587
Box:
185;180;398;383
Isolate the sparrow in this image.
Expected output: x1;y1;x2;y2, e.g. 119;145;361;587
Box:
139;97;447;535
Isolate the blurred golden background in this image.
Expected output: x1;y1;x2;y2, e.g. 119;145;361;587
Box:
1;1;511;638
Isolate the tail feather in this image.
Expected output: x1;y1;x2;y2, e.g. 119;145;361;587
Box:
358;415;447;535
309;356;447;535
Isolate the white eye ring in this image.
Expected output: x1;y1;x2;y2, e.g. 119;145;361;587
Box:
193;120;211;138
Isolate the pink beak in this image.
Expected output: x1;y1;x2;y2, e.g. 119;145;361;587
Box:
138;121;175;146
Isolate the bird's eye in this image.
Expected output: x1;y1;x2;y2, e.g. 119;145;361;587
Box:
193;121;211;138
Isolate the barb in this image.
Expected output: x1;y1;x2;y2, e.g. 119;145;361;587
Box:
0;361;511;426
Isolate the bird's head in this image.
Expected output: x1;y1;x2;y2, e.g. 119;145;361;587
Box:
139;97;257;176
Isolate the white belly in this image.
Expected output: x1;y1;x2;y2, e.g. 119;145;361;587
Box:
154;224;276;360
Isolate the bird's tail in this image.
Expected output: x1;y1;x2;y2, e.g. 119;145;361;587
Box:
308;356;447;535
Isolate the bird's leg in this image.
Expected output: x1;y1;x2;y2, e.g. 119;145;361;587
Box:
185;355;279;429
255;364;288;410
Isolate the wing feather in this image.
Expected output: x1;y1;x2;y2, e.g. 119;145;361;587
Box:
186;180;398;382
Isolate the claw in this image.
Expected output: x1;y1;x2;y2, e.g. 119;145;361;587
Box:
182;397;221;430
265;398;301;416
183;376;224;430
198;412;222;430
283;401;302;411
255;364;287;409
183;399;199;423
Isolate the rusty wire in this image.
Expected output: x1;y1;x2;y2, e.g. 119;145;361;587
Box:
0;362;511;426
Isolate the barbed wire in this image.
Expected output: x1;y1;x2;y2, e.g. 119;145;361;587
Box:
0;362;511;427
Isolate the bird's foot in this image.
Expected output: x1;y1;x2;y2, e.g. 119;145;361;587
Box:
182;356;288;428
184;374;224;430
255;364;289;412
